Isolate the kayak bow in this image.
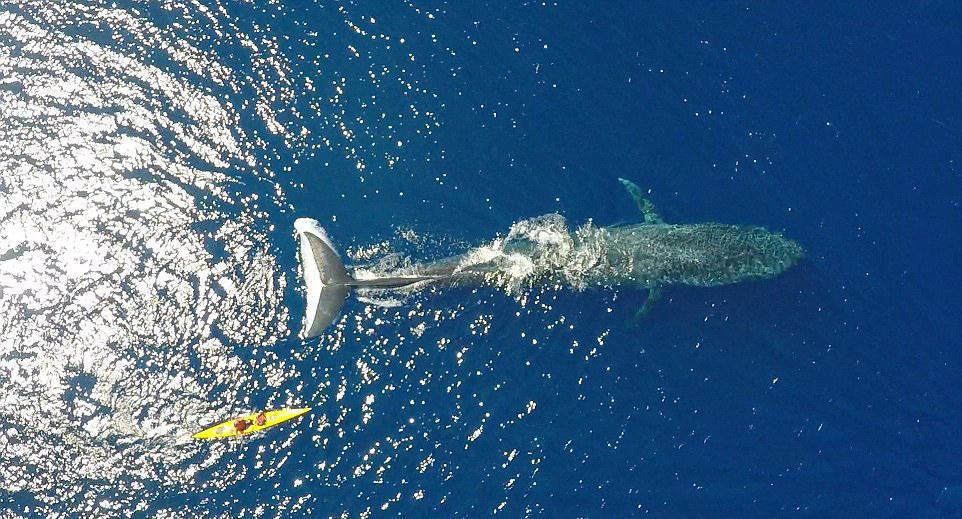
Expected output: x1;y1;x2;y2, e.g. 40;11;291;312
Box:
192;408;310;439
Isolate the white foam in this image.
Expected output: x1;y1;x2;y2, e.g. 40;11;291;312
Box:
294;217;339;257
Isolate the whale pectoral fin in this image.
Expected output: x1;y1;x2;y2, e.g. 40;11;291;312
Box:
633;287;662;322
617;177;663;224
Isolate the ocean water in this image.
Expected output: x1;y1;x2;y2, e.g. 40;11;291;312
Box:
0;1;959;517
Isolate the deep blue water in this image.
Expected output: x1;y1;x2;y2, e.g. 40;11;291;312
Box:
0;1;960;517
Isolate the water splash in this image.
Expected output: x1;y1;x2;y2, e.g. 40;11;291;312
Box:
457;214;609;293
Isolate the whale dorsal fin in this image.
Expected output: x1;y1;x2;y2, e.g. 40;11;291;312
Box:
617;177;663;224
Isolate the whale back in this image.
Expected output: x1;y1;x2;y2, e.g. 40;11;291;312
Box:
604;223;804;287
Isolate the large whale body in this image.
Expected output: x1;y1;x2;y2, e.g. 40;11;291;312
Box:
295;178;804;338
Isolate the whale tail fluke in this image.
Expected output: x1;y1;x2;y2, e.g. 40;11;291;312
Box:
294;218;442;338
294;218;352;338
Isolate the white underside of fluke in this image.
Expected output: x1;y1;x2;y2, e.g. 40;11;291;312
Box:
294;218;324;335
294;217;343;337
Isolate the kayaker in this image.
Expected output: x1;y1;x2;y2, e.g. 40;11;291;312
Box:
255;412;267;426
233;418;249;433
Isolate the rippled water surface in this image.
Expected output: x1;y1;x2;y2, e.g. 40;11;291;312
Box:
1;1;959;517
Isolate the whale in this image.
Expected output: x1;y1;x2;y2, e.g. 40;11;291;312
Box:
294;178;804;338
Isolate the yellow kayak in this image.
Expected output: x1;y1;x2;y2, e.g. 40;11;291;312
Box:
192;408;310;439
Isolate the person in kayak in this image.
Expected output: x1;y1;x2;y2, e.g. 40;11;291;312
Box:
233;418;249;433
255;412;267;426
